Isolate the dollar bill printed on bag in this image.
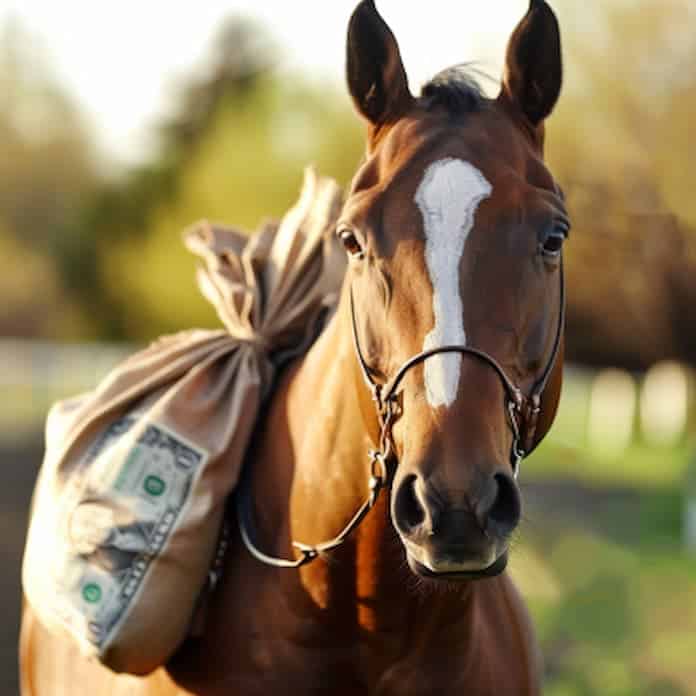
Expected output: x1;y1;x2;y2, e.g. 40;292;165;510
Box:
52;417;208;653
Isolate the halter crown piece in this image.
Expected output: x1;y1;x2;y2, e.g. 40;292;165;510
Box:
237;259;565;569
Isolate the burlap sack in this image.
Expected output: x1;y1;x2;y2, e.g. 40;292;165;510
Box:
22;169;345;675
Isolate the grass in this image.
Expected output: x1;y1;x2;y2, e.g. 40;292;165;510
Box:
520;536;696;695
499;367;696;693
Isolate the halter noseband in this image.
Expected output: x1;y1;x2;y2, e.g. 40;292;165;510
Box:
237;259;565;569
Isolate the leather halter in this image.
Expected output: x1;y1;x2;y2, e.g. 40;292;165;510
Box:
351;259;566;478
237;259;565;569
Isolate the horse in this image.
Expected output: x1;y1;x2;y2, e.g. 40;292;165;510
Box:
20;1;568;693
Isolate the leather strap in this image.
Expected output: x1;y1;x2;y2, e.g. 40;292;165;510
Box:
235;405;393;569
236;257;564;569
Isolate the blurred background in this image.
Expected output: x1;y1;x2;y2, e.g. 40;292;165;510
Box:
2;0;696;693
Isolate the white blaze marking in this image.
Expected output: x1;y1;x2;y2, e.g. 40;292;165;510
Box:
415;158;492;408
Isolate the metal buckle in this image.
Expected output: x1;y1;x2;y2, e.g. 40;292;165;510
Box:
511;444;525;480
292;543;319;563
368;449;388;502
507;400;521;438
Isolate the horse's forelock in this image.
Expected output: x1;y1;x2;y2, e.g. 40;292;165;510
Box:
419;66;488;116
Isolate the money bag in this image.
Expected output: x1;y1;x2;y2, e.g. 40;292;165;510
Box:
21;169;345;675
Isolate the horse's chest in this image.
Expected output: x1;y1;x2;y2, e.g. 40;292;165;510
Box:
172;642;532;696
168;543;537;696
171;614;533;696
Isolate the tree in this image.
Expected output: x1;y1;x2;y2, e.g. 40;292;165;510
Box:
0;19;97;338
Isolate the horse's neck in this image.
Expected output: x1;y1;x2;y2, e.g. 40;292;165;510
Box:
268;297;479;639
281;297;380;558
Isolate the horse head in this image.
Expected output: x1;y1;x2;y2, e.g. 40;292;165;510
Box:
341;0;568;581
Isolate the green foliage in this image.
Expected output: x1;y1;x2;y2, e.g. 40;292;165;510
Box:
547;0;696;368
0;231;87;337
0;20;98;338
4;0;696;360
0;15;364;340
100;77;362;339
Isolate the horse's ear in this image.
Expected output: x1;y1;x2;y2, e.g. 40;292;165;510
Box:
499;0;562;130
346;0;414;129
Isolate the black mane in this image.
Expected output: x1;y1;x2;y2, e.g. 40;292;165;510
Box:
419;66;487;115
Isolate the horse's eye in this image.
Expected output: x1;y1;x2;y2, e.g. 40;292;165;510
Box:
338;229;364;258
542;233;564;255
540;222;569;261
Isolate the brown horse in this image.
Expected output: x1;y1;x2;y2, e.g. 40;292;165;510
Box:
20;1;569;694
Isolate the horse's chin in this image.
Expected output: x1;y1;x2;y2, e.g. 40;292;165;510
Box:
406;550;509;582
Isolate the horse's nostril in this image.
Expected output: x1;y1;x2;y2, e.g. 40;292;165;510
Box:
394;475;425;534
487;472;521;536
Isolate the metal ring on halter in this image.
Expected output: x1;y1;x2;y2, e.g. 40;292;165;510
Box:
506;400;525;478
511;447;525;480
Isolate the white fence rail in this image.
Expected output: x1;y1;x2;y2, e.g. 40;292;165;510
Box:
0;339;692;453
0;339;133;390
0;339;134;443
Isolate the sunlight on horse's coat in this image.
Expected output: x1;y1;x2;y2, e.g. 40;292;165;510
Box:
415;158;492;408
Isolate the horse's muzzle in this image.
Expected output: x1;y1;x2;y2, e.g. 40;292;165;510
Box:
392;471;520;579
